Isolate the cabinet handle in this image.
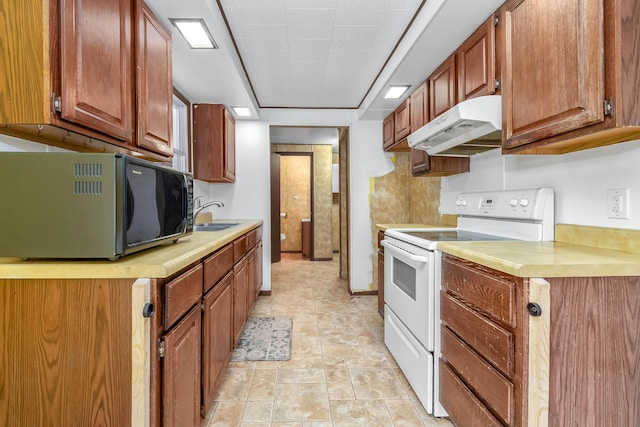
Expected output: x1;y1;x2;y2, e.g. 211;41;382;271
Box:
142;303;155;318
527;302;542;317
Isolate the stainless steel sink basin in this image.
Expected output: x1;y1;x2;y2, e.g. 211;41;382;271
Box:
194;222;240;232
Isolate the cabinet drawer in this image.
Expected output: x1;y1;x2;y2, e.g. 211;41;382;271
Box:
443;256;517;327
233;234;248;262
441;291;514;378
203;243;234;293
441;326;514;425
439;359;503;427
165;264;203;329
247;228;257;247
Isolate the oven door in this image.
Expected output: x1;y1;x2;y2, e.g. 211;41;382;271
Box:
381;237;435;351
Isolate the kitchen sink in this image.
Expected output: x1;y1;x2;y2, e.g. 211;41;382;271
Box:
194;222;240;232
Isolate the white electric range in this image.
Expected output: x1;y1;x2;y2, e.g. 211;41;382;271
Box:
381;187;554;417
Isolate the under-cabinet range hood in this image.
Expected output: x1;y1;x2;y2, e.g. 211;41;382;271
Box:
408;95;502;156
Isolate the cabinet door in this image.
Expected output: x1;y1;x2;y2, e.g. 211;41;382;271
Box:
163;305;201;427
503;0;604;149
193;104;235;183
429;54;457;119
410;81;429;132
233;257;249;342
457;16;496;101
59;0;134;141
410;149;430;175
136;3;173;156
382;113;395;149
394;99;411;141
247;247;257;310
201;272;233;414
224;109;236;181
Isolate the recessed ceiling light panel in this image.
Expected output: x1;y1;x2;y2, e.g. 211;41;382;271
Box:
384;85;410;99
170;18;218;49
232;106;252;117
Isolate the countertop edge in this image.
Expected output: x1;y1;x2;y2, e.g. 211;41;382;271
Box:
0;220;263;279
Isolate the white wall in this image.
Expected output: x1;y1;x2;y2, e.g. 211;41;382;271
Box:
441;139;640;229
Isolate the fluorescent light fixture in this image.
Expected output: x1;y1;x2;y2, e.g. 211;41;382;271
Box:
232;106;252;117
384;85;410;99
170;18;218;49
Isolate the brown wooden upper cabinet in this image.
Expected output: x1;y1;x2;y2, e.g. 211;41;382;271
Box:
457;15;497;101
193;104;236;183
429;54;457;119
136;3;174;157
0;0;173;161
383;113;395;149
383;99;412;152
502;0;640;154
394;99;411;142
409;82;430;175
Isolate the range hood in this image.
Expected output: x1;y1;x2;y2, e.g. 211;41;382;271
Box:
407;95;502;156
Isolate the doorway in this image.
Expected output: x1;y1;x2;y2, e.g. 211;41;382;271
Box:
278;153;313;258
269;126;350;286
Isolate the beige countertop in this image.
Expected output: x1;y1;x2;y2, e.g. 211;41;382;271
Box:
438;224;640;278
0;220;262;280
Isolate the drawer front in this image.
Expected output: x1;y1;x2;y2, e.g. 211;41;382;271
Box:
441;291;514;378
439;359;504;427
441;326;514;425
165;264;203;329
246;228;257;247
443;256;517;327
233;234;248;262
203;243;234;293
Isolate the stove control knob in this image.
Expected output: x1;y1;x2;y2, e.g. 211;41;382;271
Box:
510;198;519;207
455;200;462;206
520;198;530;207
460;200;468;207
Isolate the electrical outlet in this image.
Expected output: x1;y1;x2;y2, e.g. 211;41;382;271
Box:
607;189;630;219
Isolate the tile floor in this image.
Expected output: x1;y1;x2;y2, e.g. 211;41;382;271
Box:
202;253;454;427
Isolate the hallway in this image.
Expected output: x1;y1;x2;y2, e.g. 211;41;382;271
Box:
202;254;454;426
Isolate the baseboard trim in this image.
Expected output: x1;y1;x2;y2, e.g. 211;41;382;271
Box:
349;290;378;296
259;290;272;296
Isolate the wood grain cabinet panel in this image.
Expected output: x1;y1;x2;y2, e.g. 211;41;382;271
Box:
59;0;134;141
502;0;640;154
439;360;504;427
233;256;249;343
382;113;395;149
203;243;234;293
136;2;173;156
164;264;203;329
201;271;233;414
162;305;201;427
457;15;497;101
429;54;457;120
0;0;174;161
193;104;236;182
394;99;411;142
441;292;515;377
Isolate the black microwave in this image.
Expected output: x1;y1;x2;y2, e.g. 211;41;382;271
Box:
0;153;194;259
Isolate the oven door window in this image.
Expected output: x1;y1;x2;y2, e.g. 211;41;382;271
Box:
392;257;417;300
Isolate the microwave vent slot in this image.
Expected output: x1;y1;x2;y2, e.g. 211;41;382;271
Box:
74;162;103;177
74;180;103;195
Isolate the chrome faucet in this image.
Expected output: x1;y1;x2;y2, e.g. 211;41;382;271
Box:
193;199;224;220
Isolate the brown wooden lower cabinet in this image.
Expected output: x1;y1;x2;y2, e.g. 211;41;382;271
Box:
440;253;640;426
162;305;202;427
233;256;249;343
201;271;234;412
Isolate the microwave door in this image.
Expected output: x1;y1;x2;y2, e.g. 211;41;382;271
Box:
125;164;162;247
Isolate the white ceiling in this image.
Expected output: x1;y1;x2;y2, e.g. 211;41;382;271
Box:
145;0;504;120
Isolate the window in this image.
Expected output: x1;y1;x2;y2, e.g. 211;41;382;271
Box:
172;90;190;172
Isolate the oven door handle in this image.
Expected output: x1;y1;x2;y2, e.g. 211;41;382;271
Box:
381;240;429;263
